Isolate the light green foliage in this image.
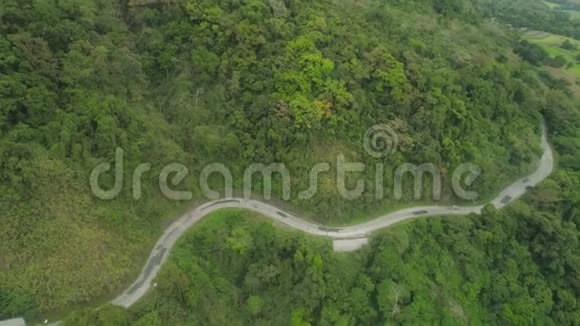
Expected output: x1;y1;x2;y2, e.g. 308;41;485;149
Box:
274;37;351;128
246;295;264;316
367;47;411;105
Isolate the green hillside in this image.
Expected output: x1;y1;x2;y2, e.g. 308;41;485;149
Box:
0;0;579;323
68;183;580;325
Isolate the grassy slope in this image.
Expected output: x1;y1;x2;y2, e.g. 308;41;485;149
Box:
523;30;580;95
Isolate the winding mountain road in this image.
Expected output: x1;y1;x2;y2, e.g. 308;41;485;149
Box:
111;124;554;308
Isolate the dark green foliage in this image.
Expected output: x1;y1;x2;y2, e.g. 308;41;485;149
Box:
434;0;464;16
562;39;577;50
514;40;549;65
547;55;569;68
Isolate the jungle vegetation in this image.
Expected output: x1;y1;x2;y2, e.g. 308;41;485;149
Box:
0;0;579;323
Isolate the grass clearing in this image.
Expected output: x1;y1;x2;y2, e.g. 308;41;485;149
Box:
523;30;580;96
524;31;580;48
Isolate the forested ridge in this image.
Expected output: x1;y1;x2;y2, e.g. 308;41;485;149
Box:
0;0;579;323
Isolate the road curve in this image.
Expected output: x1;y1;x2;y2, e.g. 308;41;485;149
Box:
111;124;553;308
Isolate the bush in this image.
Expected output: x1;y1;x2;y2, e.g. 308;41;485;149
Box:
546;55;568;68
562;39;576;50
514;40;549;65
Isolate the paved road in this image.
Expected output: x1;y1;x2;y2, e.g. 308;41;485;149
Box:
111;124;553;308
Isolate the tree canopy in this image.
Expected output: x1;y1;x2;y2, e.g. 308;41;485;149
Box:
0;0;579;321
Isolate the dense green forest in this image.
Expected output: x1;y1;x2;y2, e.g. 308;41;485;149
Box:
1;0;579;323
65;165;580;326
